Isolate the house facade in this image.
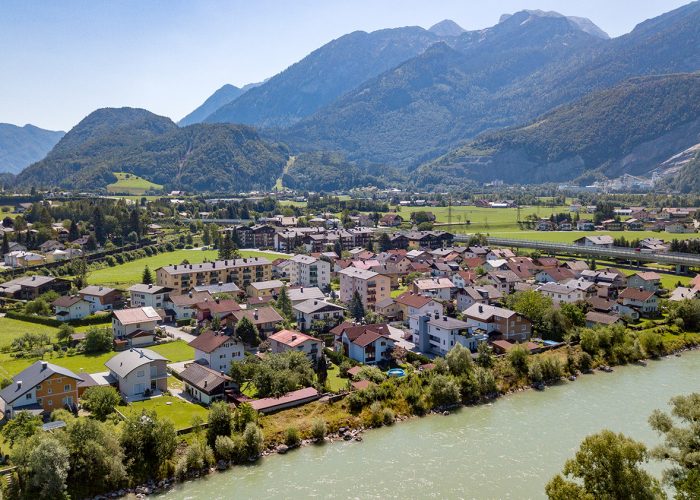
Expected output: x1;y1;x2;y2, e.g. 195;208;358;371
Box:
269;329;324;363
463;303;532;342
112;307;161;346
333;323;395;365
189;330;245;372
104;348;168;399
338;267;391;310
410;314;480;355
128;284;172;309
288;254;331;290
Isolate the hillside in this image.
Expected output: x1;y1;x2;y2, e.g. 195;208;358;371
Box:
278;3;700;168
16;108;289;192
670;151;700;193
0;123;64;174
178;84;245;126
204;26;458;127
416;73;700;187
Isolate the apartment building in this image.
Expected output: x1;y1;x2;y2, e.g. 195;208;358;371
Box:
156;257;272;295
338;267;391;310
288;254;331;289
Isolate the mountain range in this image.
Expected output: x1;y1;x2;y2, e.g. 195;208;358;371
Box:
0;123;64;174
9;2;700;192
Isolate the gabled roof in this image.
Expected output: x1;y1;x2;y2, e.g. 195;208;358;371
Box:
180;363;231;394
414;277;454;290
619;287;656;301
464;303;518;321
169;291;212;307
52;295;87;308
287;287;325;302
269;329;321;348
248;280;285;291
632;272;661;282
0;361;82;405
128;283;172;294
193;298;242;314
113;307;161;325
189;330;237;353
585;310;622;325
79;285;118;297
335;323;394;347
105;348;168;378
230;306;284;325
293;298;345;314
394;291;434;308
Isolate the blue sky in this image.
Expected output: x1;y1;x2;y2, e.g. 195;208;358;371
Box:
0;0;691;131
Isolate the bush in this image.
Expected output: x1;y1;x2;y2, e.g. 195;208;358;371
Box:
429;374;461;408
369;401;384;427
339;361;352;378
243;422;264;459
175;438;214;479
356;366;386;383
382;407;395;425
507;345;530;377
310;418;327;441
284;427;301;447
214;435;237;461
80;386;121;420
577;351;593;372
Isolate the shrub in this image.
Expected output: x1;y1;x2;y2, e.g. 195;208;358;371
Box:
339;361;352;378
175;438;214;479
382;407;395;425
310;418;327;441
214;435;237;461
577;351;593;372
428;374;461;408
284;427;301;447
243;422;264;459
369;401;384;427
80;386;121;420
356;366;386;383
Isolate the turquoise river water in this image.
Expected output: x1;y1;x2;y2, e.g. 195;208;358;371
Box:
157;351;700;499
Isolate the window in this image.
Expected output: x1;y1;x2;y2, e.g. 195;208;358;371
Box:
26;393;32;400
48;400;53;406
64;384;71;392
36;384;41;390
48;388;53;394
137;370;145;377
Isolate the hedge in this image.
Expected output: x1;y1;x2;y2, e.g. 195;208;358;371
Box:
405;351;432;365
4;310;112;328
324;347;359;367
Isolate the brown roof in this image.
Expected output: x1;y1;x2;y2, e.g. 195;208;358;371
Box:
587;296;614;312
336;324;393;347
169;291;212;307
346;366;362;377
634;272;661;281
230;306;283;325
394;291;433;308
113;307;161;325
351;379;372;391
619;287;656;301
52;295;85;308
269;329;320;348
537;267;575;282
585;311;622;325
193;299;242;314
180;363;231;393
248;387;319;412
188;330;234;353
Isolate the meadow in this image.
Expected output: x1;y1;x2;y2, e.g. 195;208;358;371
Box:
106;172;163;195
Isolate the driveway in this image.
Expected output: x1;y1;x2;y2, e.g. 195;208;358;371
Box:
162;324;196;343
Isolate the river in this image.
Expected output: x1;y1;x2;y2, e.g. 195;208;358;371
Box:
157;352;700;499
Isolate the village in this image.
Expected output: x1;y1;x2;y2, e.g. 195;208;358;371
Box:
0;192;699;497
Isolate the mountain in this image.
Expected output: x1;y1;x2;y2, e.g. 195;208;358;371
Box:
428;19;465;37
178;84;245;126
280;10;606;166
670;150;700;193
204;26;459;127
278;3;699;168
16;108;288;192
416;73;700;187
0;123;64;174
499;10;610;39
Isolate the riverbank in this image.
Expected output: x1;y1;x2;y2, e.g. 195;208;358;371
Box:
116;333;700;499
150;348;700;499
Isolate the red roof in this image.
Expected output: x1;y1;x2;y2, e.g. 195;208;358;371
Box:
248;387;319;412
394;291;433;308
269;329;320;348
188;330;233;353
619;287;656;301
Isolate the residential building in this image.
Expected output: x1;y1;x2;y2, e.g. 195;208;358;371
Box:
404;230;454;250
52;295;91;321
379;213;403;227
333;323;395;365
269;329;324;363
0;275;71;300
112;307;162;347
338;267;391;309
78;285;122;312
192;282;241;295
585;311;623;328
456;286;502;311
534;267;576;284
193;298;242;322
573;235;614;248
485;270;523;294
3;251;45;268
189;330;245;372
105;348;168;399
0;361;82;419
287;286;326;305
128;284;172;309
293;299;346;331
537;282;586;304
412;277;454;301
225;307;284;335
463;303;532;342
246;279;284;299
180;363;235;405
167;291;212;320
156;257;272;295
229;224;276;248
669;287;698;302
393;291;444;322
288;254;331;290
627;272;661;292
411;313;481;355
618;287;659;316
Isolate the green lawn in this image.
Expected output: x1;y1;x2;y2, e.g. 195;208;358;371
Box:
391;285;408;298
326;363;348;392
0;340;193;379
87;248;288;288
0;317;59;347
124;395;208;430
107;172;163;195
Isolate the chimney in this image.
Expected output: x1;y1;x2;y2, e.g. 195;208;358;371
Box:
212;262;216;268
16;380;22;389
254;309;258;320
40;361;47;371
301;287;304;292
188;291;193;298
434;311;439;320
291;335;297;341
215;297;220;304
225;260;228;265
639;286;643;292
204;380;208;387
443;316;447;321
314;300;318;305
218;281;223;286
174;265;177;270
148;284;152;289
478;305;483;313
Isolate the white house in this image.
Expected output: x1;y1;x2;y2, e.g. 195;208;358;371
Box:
166;290;212;320
463;303;532;342
287;286;326;306
537;282;586;304
128;284;172;309
78;285;122;313
52;295;91;321
293;299;346;331
574;235;614;248
188;330;245;373
104;348;168;399
410;313;479;355
412;277;454;301
112;307;161;346
333;323;395;365
268;329;324;363
393;291;444;322
288;254;331;290
180;363;235;406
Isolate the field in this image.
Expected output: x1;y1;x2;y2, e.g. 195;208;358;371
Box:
106;172;163;195
0;317;59;347
0;340;194;379
87;248;288;288
123;394;208;430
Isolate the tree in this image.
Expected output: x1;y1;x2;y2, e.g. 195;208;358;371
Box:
545;430;663;500
2;232;8;255
1;410;41;447
93;207;106;244
142;265;154;285
68;219;80;241
80;386;121;420
445;344;473;376
349;290;365;321
202;224;211;247
120;410;177;482
475;342;493;368
57;323;74;344
83;327;113;353
275;286;294;321
507;344;530;377
235;316;260;346
12;434;70;499
505;290;553;335
207;401;233;447
428;374;461;408
378;232;392;252
649;393;700;498
316;353;328;385
242;422;264;459
232;402;258;432
60;418;126;498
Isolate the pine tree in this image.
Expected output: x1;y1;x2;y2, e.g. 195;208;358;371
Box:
378;233;391;252
235;316;260;346
2;232;9;255
129;209;141;239
202;224;211;247
218;233;232;260
316;354;328;384
93;207;106;244
142;265;153;285
68;220;80;241
276;287;294;321
349;291;365;321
